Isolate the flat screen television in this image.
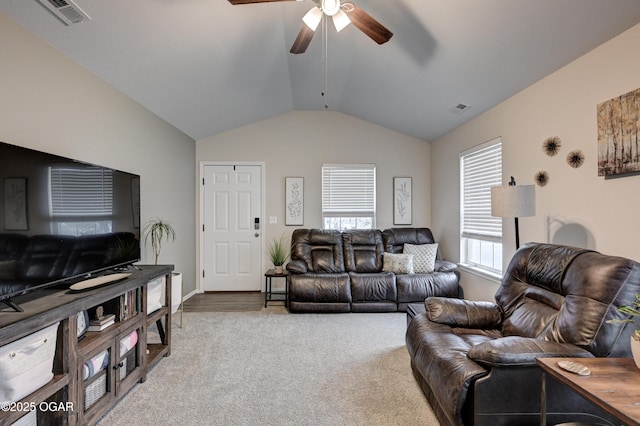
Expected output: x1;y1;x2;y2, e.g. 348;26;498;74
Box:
0;141;140;312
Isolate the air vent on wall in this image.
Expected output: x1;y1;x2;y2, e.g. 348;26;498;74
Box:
35;0;91;26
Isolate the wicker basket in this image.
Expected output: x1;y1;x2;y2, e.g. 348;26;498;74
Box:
84;369;106;409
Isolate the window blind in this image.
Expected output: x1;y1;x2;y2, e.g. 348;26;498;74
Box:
50;166;113;217
461;141;502;242
322;164;376;215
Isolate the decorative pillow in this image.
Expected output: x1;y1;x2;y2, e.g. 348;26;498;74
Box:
382;253;414;274
403;243;438;273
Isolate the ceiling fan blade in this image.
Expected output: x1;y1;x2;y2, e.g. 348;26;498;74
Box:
341;2;393;45
290;24;316;54
228;0;296;5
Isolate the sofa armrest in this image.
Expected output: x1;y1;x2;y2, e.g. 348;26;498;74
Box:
286;260;308;274
434;259;457;272
468;336;595;367
425;297;502;328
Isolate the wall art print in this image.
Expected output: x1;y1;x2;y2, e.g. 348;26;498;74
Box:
597;87;640;177
4;177;28;231
393;177;412;225
285;177;303;226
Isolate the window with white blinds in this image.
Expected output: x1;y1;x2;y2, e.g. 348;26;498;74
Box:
49;166;114;235
322;164;376;230
460;138;503;273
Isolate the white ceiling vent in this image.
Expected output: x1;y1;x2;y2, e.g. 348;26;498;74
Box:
450;103;471;115
35;0;91;26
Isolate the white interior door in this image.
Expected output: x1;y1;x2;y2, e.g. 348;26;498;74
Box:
202;164;262;291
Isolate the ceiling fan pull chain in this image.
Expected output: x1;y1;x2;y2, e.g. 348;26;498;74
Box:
323;15;329;109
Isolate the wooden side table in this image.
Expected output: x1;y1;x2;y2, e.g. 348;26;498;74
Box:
538;357;640;426
264;269;289;308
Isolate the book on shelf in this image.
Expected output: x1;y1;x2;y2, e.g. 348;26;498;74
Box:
97;289;139;322
89;314;116;326
87;319;115;332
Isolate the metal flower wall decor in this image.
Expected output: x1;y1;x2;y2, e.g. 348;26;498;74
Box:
534;170;549;187
543;136;562;156
566;150;585;168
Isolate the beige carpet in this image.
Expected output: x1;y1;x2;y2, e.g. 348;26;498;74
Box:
97;308;440;426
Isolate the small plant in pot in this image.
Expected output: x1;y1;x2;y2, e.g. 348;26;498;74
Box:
143;218;176;265
268;233;289;275
607;294;640;368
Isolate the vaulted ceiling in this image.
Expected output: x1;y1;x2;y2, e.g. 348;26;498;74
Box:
2;0;640;142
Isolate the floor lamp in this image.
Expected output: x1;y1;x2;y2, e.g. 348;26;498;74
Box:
491;176;536;249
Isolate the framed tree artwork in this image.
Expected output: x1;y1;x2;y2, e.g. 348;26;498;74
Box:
285;177;304;226
393;177;412;225
597;87;640;177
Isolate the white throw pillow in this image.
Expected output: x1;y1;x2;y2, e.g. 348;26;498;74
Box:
382;252;414;274
403;243;438;273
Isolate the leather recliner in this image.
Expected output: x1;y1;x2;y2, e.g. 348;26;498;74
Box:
287;229;352;313
383;228;460;311
406;243;640;425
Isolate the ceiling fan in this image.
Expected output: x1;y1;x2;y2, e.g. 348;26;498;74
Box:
227;0;393;54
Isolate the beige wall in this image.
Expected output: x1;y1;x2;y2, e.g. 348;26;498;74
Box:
431;23;640;301
0;14;197;295
196;110;431;289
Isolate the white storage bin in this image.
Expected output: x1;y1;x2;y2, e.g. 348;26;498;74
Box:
146;276;164;314
0;322;59;403
11;409;37;426
171;272;182;314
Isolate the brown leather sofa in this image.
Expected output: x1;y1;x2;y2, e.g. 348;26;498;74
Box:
286;228;460;313
406;243;640;425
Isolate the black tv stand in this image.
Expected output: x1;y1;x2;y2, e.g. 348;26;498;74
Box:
2;297;24;312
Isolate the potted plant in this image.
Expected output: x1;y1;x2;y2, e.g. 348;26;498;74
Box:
143;218;176;265
607;294;640;368
268;233;289;275
143;218;182;319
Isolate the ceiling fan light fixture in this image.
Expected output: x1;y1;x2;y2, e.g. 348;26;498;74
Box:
332;9;350;32
321;0;340;16
302;6;323;31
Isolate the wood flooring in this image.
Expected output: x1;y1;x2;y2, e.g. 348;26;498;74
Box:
182;291;265;312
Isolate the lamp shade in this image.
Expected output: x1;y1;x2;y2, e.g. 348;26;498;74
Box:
302;6;323;31
332;9;351;32
491;185;535;218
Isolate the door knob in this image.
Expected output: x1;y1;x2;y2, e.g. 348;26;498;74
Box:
255;233;260;237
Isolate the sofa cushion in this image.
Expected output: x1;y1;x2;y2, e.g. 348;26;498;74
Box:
289;273;351;303
396;272;460;304
349;271;397;303
403;243;438;273
289;229;345;273
342;230;384;273
382;228;436;254
382;252;414;274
